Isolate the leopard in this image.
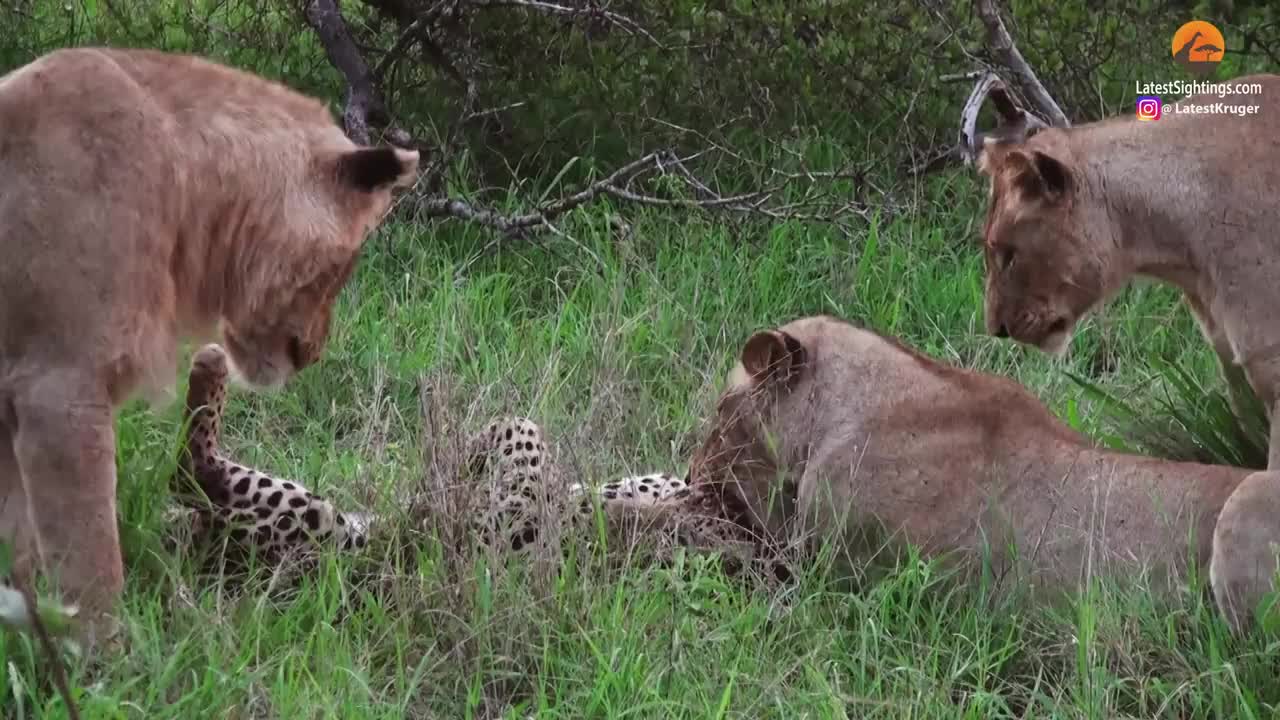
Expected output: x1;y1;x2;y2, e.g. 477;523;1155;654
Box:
167;344;775;580
455;414;697;554
0;46;418;646
410;415;788;580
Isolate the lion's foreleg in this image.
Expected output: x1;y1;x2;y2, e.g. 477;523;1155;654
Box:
1185;295;1273;465
11;373;123;647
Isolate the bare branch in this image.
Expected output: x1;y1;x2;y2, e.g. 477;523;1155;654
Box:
414;151;669;235
371;13;431;82
957;71;1051;164
973;0;1070;128
407;148;876;240
370;1;456;82
303;0;387;145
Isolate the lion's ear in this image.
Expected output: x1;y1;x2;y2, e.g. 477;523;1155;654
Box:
974;117;1044;175
975;136;1009;177
741;329;807;386
1004;149;1072;205
336;146;419;192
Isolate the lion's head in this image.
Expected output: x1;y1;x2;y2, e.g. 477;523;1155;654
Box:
214;141;419;390
976;134;1122;357
688;316;860;541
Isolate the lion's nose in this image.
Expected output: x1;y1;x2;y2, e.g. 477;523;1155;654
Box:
993;324;1009;338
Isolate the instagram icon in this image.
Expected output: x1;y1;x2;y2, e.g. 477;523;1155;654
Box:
1136;95;1163;121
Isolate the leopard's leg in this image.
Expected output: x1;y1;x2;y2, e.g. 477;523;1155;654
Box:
461;416;564;554
577;471;700;544
598;473;689;504
172;344;369;557
572;472;691;523
173;343;233;507
204;458;370;556
588;473;795;583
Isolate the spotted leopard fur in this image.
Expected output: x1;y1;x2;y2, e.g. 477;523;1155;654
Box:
171;344;781;578
170;344;369;558
455;414;570;553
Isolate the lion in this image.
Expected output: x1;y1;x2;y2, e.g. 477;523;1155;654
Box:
687;315;1280;632
971;73;1280;467
0;47;417;646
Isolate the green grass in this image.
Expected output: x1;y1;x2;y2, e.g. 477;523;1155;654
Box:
4;174;1280;718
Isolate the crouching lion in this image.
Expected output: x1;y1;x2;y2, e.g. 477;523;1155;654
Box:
687;315;1280;632
0;47;417;646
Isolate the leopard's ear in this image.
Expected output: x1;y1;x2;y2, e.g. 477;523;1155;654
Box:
335;146;419;192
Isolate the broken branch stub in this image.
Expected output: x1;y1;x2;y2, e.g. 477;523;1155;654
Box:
974;0;1070;129
959;72;1049;165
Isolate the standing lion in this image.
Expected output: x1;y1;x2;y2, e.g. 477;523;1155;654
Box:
973;74;1280;466
0;47;418;646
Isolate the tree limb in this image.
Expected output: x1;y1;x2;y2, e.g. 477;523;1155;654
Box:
973;0;1069;128
956;71;1050;164
303;0;391;146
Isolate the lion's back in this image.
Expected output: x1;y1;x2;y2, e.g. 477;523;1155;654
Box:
0;47;350;402
0;50;183;357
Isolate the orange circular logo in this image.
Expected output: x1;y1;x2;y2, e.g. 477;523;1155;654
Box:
1171;20;1225;76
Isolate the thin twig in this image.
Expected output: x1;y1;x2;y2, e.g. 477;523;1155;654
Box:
13;579;80;720
414;151;668;234
371;1;459;81
410;147;874;240
467;0;663;46
940;70;985;83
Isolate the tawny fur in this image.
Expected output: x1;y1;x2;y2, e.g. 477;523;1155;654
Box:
0;47;418;647
691;315;1280;633
974;73;1280;467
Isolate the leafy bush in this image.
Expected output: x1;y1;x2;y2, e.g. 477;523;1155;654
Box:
4;0;1275;190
